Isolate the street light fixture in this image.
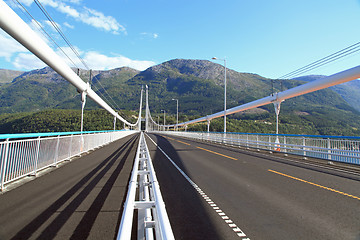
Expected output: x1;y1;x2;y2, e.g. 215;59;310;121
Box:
157;115;160;131
171;98;178;131
211;57;227;133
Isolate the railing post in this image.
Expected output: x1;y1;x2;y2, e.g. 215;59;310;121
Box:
284;136;287;153
80;134;84;154
114;116;116;131
1;139;10;191
33;136;41;176
303;137;306;156
269;136;271;150
54;135;60;166
68;134;73;160
327;138;331;160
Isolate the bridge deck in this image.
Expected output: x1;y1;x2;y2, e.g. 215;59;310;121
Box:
146;133;360;240
0;132;359;240
0;133;138;240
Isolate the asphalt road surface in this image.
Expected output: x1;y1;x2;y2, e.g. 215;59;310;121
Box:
0;132;359;240
0;133;138;240
145;133;360;240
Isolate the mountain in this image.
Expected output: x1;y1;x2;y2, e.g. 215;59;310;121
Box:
330;80;360;112
292;75;326;82
0;66;139;113
127;59;275;114
0;69;24;84
293;75;360;112
55;67;140;109
0;59;360;135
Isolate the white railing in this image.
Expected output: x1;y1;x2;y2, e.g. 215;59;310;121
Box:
117;132;174;240
0;130;137;191
157;131;360;165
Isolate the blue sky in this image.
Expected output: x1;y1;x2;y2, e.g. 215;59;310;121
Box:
1;0;360;79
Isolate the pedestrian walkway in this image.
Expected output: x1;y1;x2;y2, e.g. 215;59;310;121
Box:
0;133;138;240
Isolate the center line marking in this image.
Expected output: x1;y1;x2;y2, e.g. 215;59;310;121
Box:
268;169;360;201
162;135;237;160
176;140;191;146
196;146;238;160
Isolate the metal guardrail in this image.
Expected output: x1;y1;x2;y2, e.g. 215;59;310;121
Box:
0;130;137;191
117;132;174;240
158;131;360;165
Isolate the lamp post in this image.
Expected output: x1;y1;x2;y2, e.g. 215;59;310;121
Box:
172;98;178;131
161;109;166;131
212;57;227;133
157;115;160;131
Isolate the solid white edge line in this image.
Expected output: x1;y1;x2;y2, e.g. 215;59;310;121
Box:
145;133;250;240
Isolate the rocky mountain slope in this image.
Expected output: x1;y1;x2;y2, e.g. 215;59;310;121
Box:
0;69;24;84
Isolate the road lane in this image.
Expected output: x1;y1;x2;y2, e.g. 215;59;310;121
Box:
146;133;360;240
0;133;138;240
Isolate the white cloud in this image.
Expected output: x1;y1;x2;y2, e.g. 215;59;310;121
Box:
36;0;125;35
13;53;46;70
0;29;28;61
44;20;62;32
64;22;75;29
0;21;148;71
38;0;58;8
27;19;53;45
17;0;33;7
83;51;155;71
80;7;126;35
2;40;154;71
66;0;82;4
141;32;159;39
59;4;80;18
55;46;84;67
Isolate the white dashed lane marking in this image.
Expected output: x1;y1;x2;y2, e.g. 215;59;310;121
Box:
147;134;250;240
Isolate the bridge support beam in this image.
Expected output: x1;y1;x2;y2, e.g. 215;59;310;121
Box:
138;86;144;131
273;100;282;135
80;89;88;133
273;100;283;151
145;85;149;132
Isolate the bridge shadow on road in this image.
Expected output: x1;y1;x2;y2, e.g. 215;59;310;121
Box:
1;134;138;240
147;133;224;240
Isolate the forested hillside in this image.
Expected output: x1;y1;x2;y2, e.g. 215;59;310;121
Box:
0;109;138;133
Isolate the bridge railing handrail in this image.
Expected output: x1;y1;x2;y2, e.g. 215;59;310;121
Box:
0;130;137;191
157;131;360;165
175;131;360;140
0;129;131;140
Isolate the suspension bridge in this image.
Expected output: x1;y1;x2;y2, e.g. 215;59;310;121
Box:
0;1;360;239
